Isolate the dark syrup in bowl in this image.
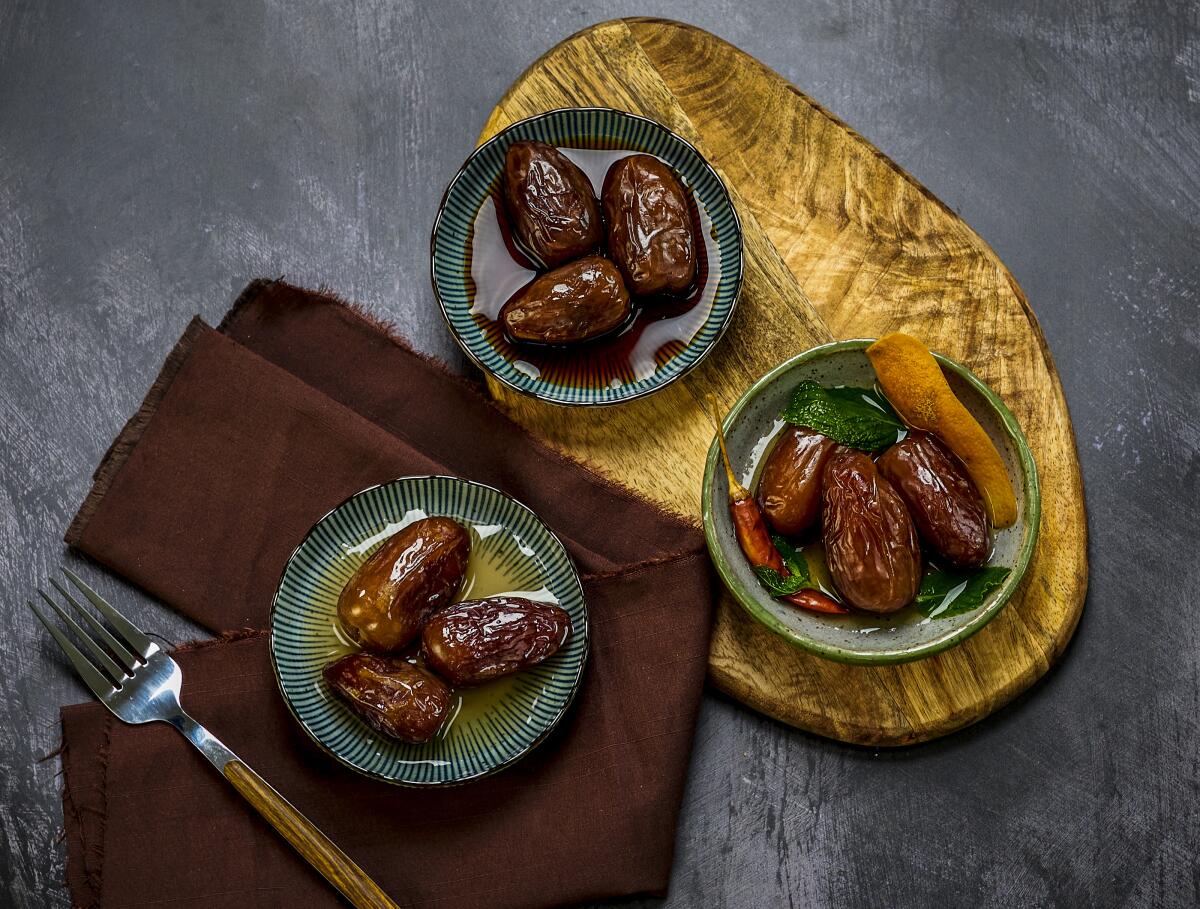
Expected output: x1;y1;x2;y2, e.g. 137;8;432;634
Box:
467;147;721;391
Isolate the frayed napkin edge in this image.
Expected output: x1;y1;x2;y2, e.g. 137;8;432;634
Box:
219;278;705;538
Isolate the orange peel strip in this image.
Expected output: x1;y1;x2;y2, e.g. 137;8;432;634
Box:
866;332;1018;528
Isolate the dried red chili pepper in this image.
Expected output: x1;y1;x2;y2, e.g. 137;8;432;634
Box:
707;397;849;616
785;588;849;615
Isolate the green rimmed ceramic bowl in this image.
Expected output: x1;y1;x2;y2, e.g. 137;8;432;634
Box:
270;476;588;786
702;340;1040;665
430;107;743;406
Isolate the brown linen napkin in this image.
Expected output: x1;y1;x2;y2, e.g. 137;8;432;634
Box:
60;280;714;909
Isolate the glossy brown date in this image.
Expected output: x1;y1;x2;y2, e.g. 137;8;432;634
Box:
602;154;697;297
337;516;470;653
500;256;631;346
756;426;836;536
324;652;453;744
502;140;602;268
877;431;989;568
421;596;571;686
821;448;922;613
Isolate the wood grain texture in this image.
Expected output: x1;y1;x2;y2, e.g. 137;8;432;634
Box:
223;761;401;909
477;18;1088;745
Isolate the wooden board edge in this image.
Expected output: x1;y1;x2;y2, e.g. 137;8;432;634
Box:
709;589;1089;746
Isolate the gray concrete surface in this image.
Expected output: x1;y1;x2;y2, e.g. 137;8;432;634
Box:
2;1;1197;906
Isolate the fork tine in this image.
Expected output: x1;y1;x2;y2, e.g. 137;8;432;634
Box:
49;578;140;673
26;599;118;700
37;589;129;684
62;568;155;661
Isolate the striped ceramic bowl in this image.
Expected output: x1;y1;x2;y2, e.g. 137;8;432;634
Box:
270;476;588;786
431;107;743;406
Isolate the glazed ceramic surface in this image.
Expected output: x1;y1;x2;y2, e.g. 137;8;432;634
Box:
702;341;1040;665
271;476;588;785
431;107;743;406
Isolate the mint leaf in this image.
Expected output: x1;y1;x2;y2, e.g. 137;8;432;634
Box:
914;566;1010;618
780;381;904;451
774;535;811;583
752;536;813;597
753;566;808;596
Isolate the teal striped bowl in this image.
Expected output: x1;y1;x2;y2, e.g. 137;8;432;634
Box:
270;476;589;786
431;107;743;406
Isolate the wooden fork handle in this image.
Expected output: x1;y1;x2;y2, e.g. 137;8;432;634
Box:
223;760;402;909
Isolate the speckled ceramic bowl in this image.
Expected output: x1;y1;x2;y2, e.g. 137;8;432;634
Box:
271;476;588;785
701;340;1040;665
430;107;743;406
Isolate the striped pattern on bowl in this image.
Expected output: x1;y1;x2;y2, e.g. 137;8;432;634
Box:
271;476;588;786
431;107;743;406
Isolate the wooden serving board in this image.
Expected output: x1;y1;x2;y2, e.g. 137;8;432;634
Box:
476;18;1088;745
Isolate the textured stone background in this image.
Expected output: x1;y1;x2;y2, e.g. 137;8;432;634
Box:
2;1;1197;906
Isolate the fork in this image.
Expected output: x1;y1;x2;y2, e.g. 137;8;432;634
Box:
28;568;401;909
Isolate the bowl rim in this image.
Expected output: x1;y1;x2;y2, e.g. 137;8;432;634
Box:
700;339;1042;666
428;105;745;408
268;474;590;786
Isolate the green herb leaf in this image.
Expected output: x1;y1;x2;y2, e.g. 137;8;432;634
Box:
914;566;1010;619
752;536;813;597
753;566;807;596
775;536;811;584
780;381;904;451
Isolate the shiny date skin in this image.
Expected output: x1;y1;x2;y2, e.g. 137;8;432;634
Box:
337;516;470;653
502;140;603;268
602;154;697;297
822;448;922;613
421;596;572;686
877;431;989;568
323;652;453;744
756;426;836;536
500;256;632;346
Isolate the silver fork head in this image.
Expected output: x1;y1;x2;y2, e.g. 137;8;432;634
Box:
28;569;183;726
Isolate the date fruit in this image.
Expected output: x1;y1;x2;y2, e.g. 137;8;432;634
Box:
602;154;697;297
337;516;470;653
877;431;989;568
502;140;602;268
324;653;453;744
756;426;836;536
822;448;921;613
421;596;572;686
500;256;631;345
